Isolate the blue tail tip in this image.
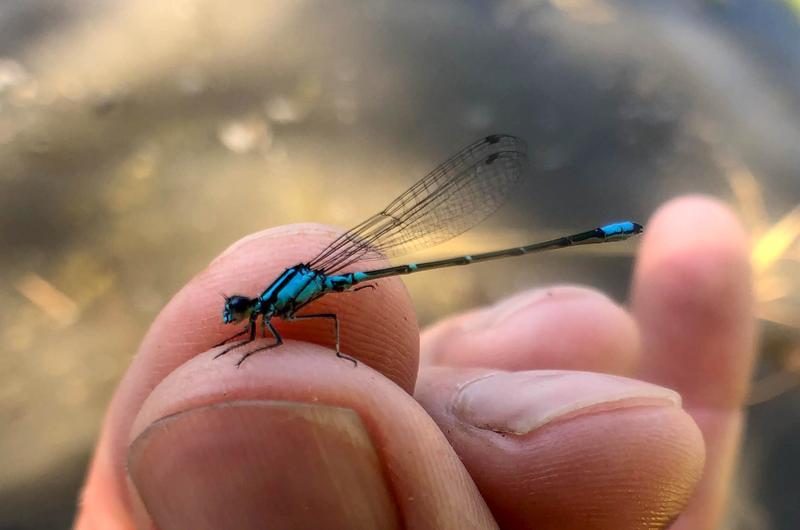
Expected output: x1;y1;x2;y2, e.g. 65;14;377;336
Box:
600;221;644;238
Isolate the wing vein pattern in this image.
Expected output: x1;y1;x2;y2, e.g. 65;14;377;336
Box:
308;134;528;274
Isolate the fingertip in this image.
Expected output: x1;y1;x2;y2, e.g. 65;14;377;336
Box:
126;342;497;530
416;367;705;530
422;286;640;375
209;223;342;269
142;223;420;391
638;195;750;268
632;195;756;408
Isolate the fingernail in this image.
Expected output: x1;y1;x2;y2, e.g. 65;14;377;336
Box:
453;370;681;435
128;401;400;530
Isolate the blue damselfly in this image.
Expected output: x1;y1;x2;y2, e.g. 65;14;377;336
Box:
215;134;642;366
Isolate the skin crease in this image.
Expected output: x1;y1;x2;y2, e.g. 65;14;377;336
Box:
75;195;755;530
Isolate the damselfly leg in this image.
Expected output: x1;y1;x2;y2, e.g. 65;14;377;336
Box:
231;319;283;367
214;317;284;367
213;319;256;359
288;312;357;367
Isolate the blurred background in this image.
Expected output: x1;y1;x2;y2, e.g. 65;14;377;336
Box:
0;0;798;528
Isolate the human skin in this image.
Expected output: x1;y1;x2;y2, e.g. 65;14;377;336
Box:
74;195;755;530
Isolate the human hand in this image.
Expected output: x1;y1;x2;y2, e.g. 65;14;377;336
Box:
75;196;755;530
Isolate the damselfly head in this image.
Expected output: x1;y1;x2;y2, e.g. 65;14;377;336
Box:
222;295;255;324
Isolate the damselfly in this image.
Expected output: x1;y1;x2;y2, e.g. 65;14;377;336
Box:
215;134;642;366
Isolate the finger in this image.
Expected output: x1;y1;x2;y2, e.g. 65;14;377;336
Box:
421;286;640;374
416;289;704;529
146;223;419;389
416;367;703;529
125;344;497;530
631;196;756;529
76;224;421;529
